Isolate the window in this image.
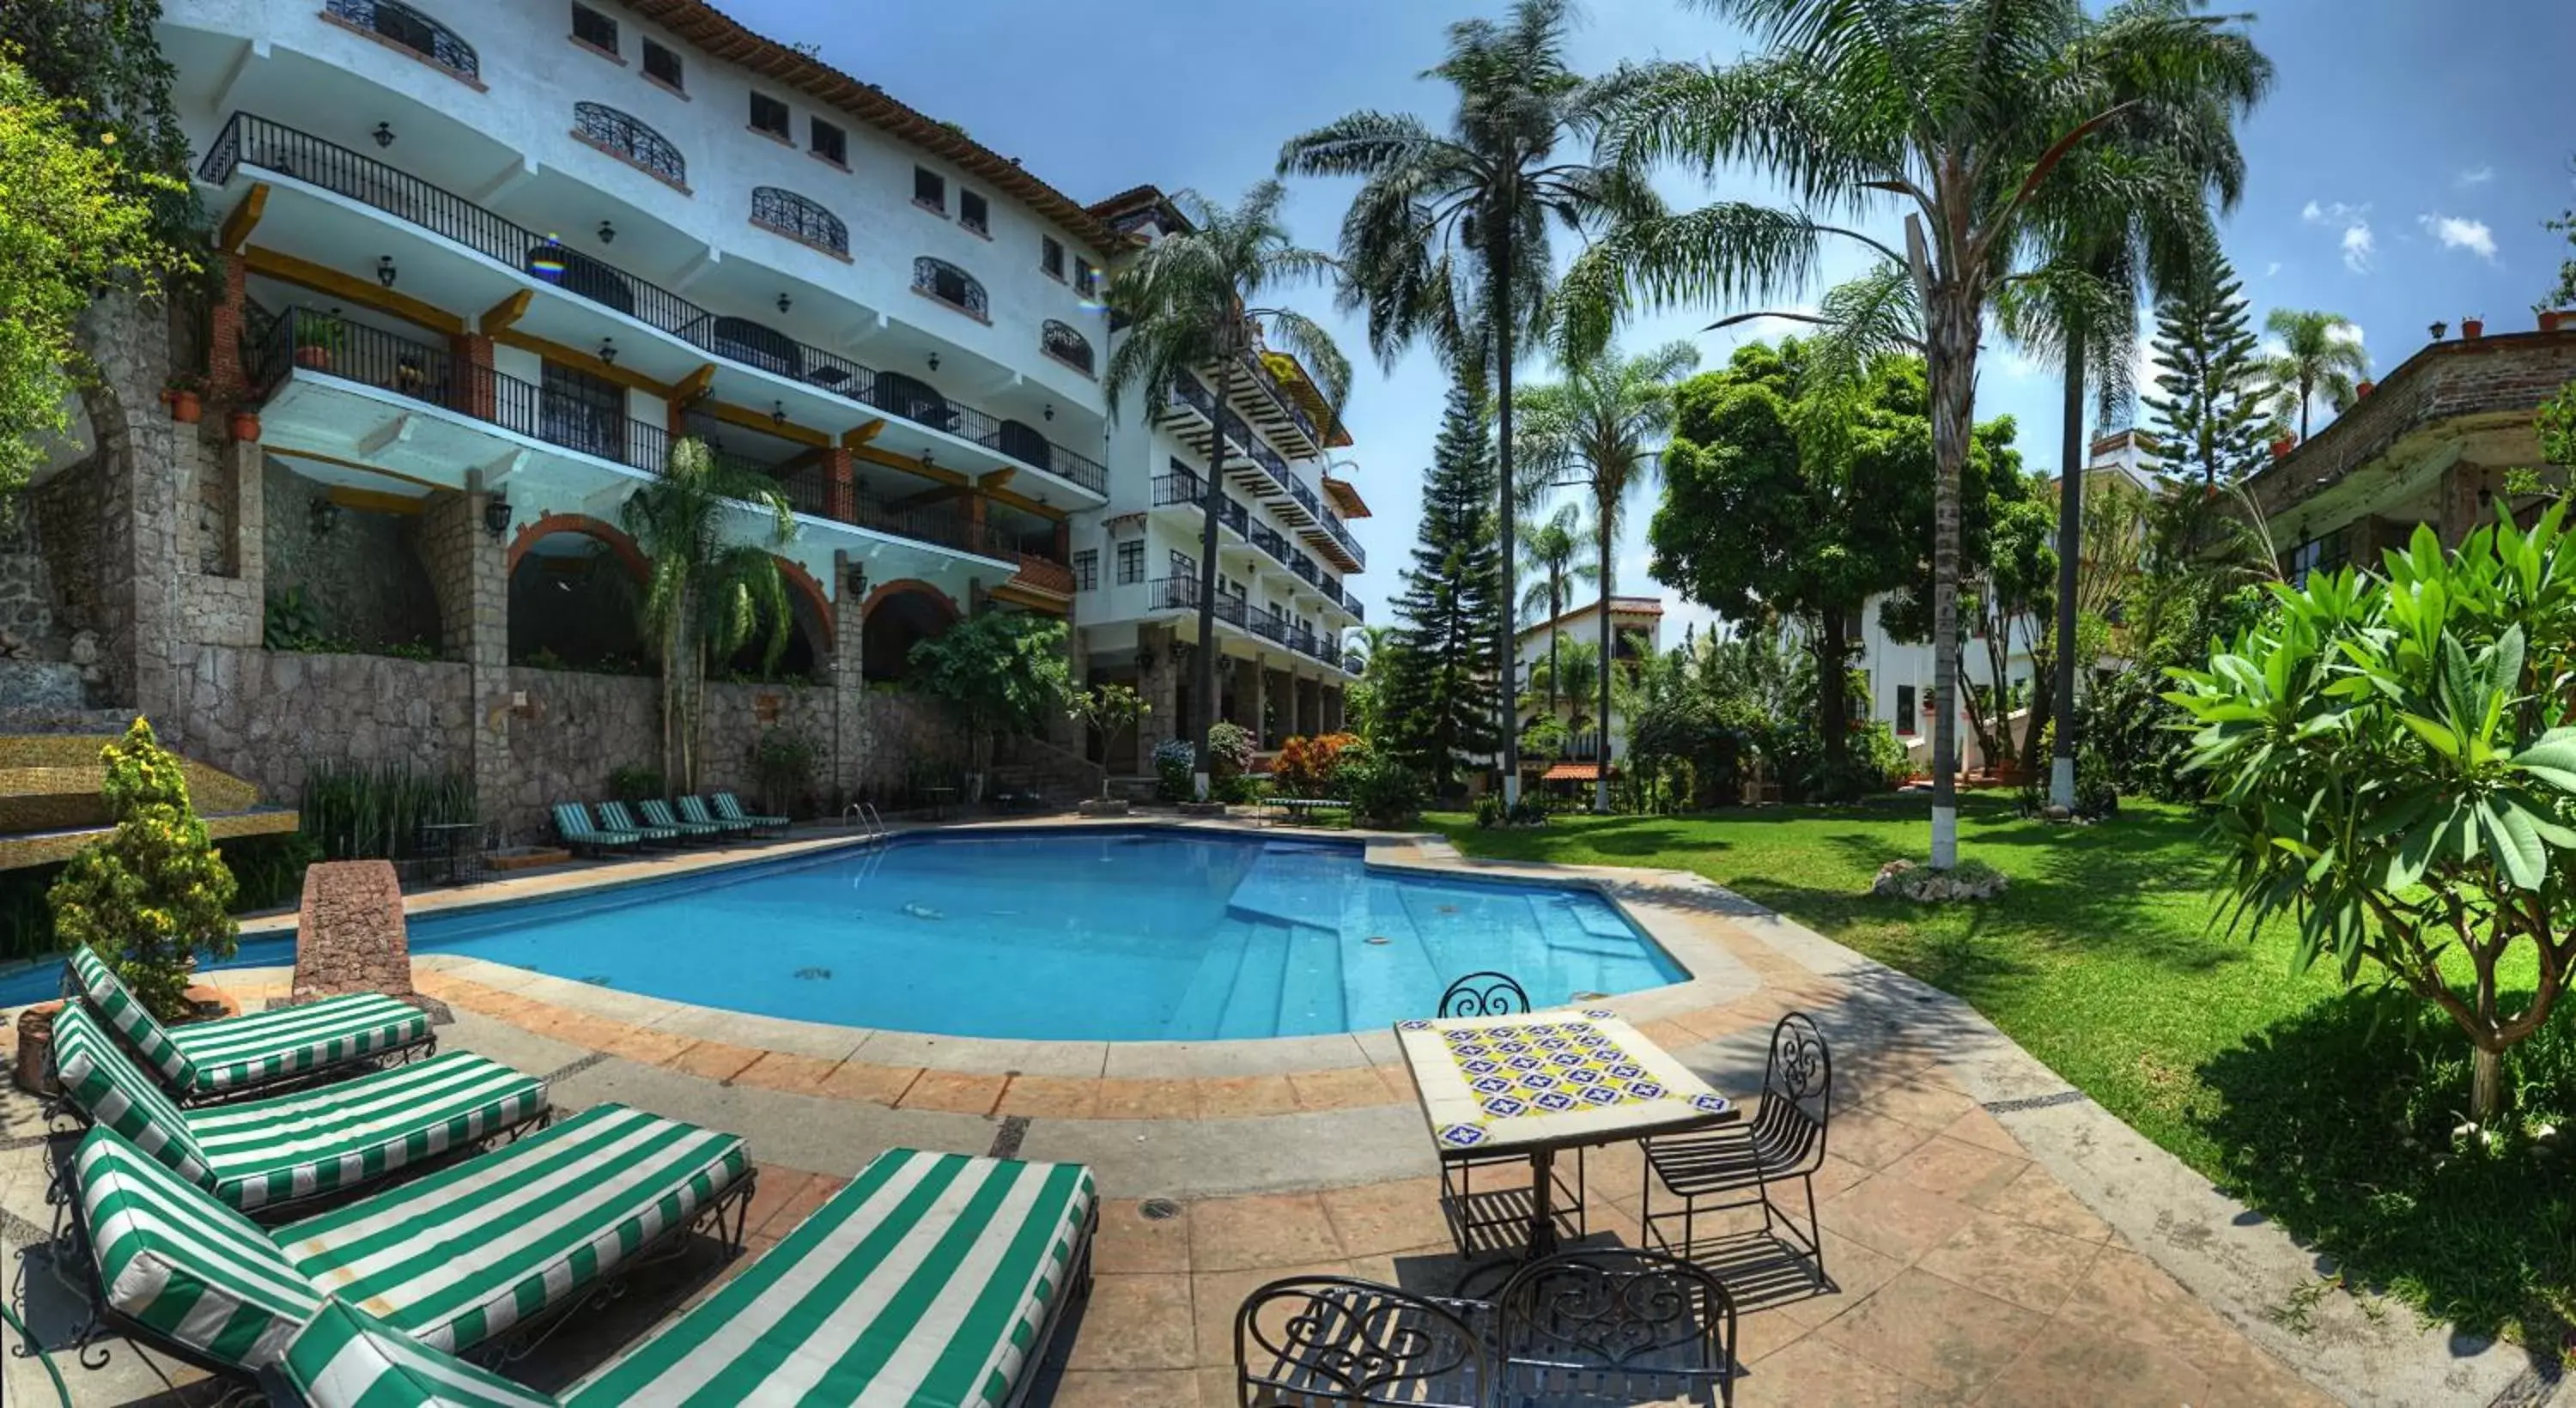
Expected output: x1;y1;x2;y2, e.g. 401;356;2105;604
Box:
913;167;945;211
328;0;480;80
573;102;685;185
1115;540;1145;585
641;38;682;90
2284;531;2347;588
1073;257;1099;297
958;190;989;235
810;117;846;166
1041;319;1094;375
911;257;987;319
750;187;848;256
1040;237;1065;279
750;92;790;139
1072;549;1098;592
1895;684;1917;736
569;2;617;52
1170;550;1197;581
540;360;624;460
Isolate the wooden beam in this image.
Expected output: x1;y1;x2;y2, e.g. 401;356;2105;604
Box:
855;443;965;486
975;468;1018;492
986;585;1070;616
670;362;719;407
841;418;887;449
354;412;415;458
490;328;668;396
890;483;969;511
478;289;533;336
987;486;1066;522
216;184;269;254
325;485;428;516
241;246;465;335
264;444;448;493
699;398;829;448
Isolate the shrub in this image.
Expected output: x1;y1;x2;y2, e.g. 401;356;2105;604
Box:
1272;732;1362;798
1507;792;1552;826
298;760;477;862
1204;720;1255;785
1151;737;1195;802
607;764;665;804
1473;793;1505;828
50;718;240;1018
224;833;321;912
1337;754;1424;828
752;729;819;816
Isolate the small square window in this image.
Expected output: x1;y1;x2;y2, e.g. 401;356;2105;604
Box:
1115;540;1145;585
1074;257;1099;296
641;39;683;90
1040;236;1064;279
913;167;945;211
1072;550;1098;592
571;3;617;52
750;92;790;140
958;190;988;236
810;117;846;166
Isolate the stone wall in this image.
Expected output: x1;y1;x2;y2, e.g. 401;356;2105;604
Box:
162;644;475;798
27;459;104;645
260;458;443;654
501;666;659;840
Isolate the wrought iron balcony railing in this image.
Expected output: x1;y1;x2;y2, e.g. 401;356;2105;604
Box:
202;112;1105;495
1249;525;1291;566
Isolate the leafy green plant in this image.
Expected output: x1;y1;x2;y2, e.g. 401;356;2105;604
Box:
906;611;1072;778
222;832;320;911
1204;720;1255;787
606;765;665;805
290;308;346;355
50;718;240;1017
298;759;477;862
263;585;343;652
1151;737;1195;803
1338;754;1424;829
1473;793;1507;828
2168;508;2576;1121
380;638;437;662
751;729;818;817
1066;684;1150;800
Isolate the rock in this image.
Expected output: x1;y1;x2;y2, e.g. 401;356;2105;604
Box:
290;859;447;1020
1871;858;2008;903
68;629;98;666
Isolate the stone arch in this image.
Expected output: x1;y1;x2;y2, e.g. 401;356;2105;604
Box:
773;555;834;655
860;578;958;683
507;513;647;582
506;514;650;669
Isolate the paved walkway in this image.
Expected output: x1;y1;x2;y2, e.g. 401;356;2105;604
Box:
0;821;2534;1405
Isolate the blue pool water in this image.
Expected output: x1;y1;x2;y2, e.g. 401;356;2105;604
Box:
3;830;1685;1040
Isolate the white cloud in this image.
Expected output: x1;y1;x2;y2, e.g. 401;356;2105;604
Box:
2263;261;2282;278
2458;164;2494;187
2418;212;2499;262
2303;199;2374;273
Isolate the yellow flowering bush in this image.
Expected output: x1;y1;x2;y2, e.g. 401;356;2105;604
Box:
50;718;239;1017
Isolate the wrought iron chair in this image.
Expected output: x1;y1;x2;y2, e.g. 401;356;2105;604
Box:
1235;1275;1493;1407
1495;1247;1738;1407
1431;973;1583;1256
1638;1011;1833;1278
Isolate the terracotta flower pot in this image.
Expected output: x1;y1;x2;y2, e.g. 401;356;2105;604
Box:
2462;318;2485;340
294;345;332;371
2543;311;2566;334
228;409;261;442
2354;379;2374;398
2271;435;2297;460
167;389;202;423
15;1002;62;1096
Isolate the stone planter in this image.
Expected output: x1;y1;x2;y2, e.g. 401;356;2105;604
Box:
1077;798;1131;816
14;1002;61;1096
487;845;574;872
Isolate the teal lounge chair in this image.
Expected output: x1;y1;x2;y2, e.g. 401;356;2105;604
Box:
550;802;641;857
638;796;727;843
710;790;791;836
594;798;680;848
51;1004;547;1217
66;1102;750;1380
67;946;432;1103
265;1146;1095;1408
676;792;756;838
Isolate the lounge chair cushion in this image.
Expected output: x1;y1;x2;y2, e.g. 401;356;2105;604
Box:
280;1298;559;1407
76;1125;324;1371
677;794;753;832
70;945;433;1096
562;1147;1095;1407
274;1102;749;1355
712;791;790;825
53;1004;212;1185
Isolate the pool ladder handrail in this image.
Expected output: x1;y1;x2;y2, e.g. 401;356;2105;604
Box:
844;801;887;839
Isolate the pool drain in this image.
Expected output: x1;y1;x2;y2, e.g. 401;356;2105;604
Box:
1138;1199;1183;1222
578;975;614;986
794;967;833;981
1365;935;1391;946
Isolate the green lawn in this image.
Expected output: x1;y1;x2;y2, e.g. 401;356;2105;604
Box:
1429;794;2572;1338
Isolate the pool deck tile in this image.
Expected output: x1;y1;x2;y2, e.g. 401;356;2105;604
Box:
1285;1066;1400;1114
994;1075;1101;1120
664;1038;765;1085
1192;1075;1300;1120
896;1069;1008;1116
732;1051;845;1096
815;1059;923;1106
1093;1077;1199;1121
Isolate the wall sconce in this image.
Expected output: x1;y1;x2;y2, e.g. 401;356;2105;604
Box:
2429;321;2449;342
308;497;341;537
1042;403;1054;422
771;401;788;426
846;566;869;599
920;449;935;471
483;495;512;538
598;338;617;366
597;219;616;245
372;121;395;149
776;292;793;314
375;256;398;288
927;353;941;373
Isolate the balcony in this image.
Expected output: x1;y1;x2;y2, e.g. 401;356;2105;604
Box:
1306;506;1366;572
1249;525;1291;567
1290;553;1320;587
248;307;1012;562
1151;471;1248;537
200;112;1107;497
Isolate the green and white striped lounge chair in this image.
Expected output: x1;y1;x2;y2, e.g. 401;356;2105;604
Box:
52;1004;548;1216
638;796;729;843
711;790;792;835
551;802;642;857
677;792;757;838
68;945;433;1102
594;798;681;849
268;1146;1095;1408
70;1102;752;1379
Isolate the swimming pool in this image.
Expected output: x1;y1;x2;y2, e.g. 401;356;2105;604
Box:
3;830;1686;1040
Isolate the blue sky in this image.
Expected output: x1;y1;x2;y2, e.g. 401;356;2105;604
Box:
731;0;2576;639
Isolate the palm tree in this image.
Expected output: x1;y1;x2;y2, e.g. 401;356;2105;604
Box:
1278;0;1653;805
1346;622;1398;674
2262;307;2368;442
1562;0;2269;866
1526;633;1601;725
1102;181;1350;801
1516;502;1598;721
620;436;796;792
1512;339;1698;809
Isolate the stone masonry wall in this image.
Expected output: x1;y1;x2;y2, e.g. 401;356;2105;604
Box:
501;666;659;841
261;459;443;653
162;644;475;799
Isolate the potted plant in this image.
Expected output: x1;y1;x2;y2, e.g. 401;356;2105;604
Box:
2354;378;2375;398
163;373;204;424
228;408;260;442
2462;314;2486;341
292;310;345;370
2270;433;2298;460
2542;306;2567;334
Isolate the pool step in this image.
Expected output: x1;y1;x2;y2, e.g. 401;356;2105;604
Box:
1221;842;1347;927
1532;893;1649;959
1212;919;1294;1039
1343;883;1442;1028
1164;920;1252;1040
1271;919;1346;1036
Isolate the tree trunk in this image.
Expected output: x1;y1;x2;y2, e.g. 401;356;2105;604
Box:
1191;358;1231;801
2050;337;2084;810
1493;227;1521;808
1927;291;1978;870
1817;605;1850;776
2470;1046;2504;1124
1546;571;1562;720
1595;516;1614;813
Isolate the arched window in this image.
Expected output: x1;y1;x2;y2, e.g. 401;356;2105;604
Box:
1041;319;1094;375
911;258;987;319
325;0;478;80
750;187;848;256
574;102;684;185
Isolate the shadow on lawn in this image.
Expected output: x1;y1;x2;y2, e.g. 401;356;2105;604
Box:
2197;988;2576;1356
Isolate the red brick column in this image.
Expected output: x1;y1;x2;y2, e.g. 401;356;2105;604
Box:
825;448;856;524
1052;520;1071;562
449;332;496;422
205;252;251;405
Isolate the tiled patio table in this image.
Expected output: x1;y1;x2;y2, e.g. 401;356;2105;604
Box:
1397;1008;1737;1258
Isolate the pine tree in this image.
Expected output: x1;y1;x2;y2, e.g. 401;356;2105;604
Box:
1381;375;1504;791
2140;242;2268;489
